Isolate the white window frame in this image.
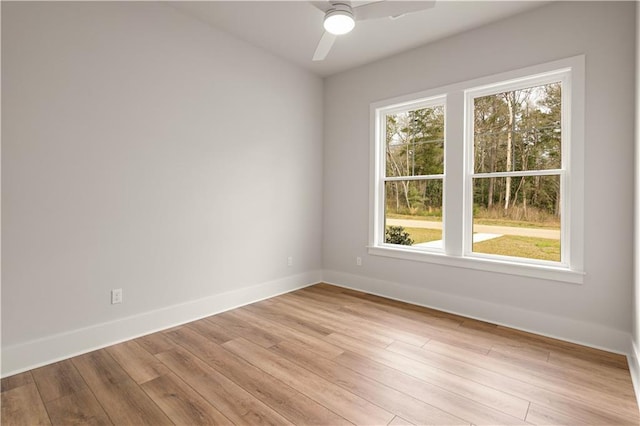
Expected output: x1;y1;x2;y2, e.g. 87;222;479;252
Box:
373;95;447;254
369;56;585;284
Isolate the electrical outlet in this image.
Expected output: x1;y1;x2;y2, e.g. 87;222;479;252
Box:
356;256;362;266
111;288;123;304
287;256;293;267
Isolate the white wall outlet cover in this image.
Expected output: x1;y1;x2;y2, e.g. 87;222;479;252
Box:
111;289;123;304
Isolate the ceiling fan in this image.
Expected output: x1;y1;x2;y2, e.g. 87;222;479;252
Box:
311;1;436;61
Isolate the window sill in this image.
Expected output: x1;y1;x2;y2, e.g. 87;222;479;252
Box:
367;245;584;284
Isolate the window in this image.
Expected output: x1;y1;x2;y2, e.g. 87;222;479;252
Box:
382;99;445;249
370;56;584;283
467;78;566;265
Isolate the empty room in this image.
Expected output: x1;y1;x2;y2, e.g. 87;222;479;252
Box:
2;0;640;424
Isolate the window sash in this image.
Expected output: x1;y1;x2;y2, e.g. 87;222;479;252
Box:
464;70;570;266
467;173;564;266
376;99;446;248
381;177;444;252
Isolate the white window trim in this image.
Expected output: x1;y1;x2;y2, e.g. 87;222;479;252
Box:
369;55;585;284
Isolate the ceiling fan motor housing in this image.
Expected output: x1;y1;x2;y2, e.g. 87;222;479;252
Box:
324;2;355;35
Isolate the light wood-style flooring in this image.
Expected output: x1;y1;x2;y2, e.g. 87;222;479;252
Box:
2;283;639;425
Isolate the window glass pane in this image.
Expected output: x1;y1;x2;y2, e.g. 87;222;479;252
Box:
384;180;443;248
386;106;444;177
472;175;560;262
474;82;561;174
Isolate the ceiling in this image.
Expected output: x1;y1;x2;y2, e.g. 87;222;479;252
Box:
167;1;549;77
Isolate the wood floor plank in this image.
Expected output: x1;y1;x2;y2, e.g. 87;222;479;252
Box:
493;325;629;369
1;372;34;393
524;402;591;426
71;350;131;387
485;343;635;400
456;320;620;371
223;337;396;425
388;415;417;426
420;340;639;424
243;299;335;338
425;338;638;413
306;289;458;346
72;350;173;426
547;348;631;374
4;283;638;425
304;285;464;330
165;325;352;425
300;285;462;332
31;360;87;402
83;379;173;426
106;340;169;384
1;381;51;425
44;388;112;426
136;331;177;355
332;351;529;425
488;342;551;364
156;346;294;425
272;296;397;348
271;340;470;425
304;287;555;359
276;294;426;347
186;317;237;345
326;332;530;420
445;316;630;380
316;285;463;324
338;302;492;354
229;306;345;358
141;372;232;425
459;318;499;332
207;311;282;348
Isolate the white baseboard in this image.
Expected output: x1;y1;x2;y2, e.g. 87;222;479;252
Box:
628;340;640;406
1;271;322;377
323;269;631;355
3;268;634;381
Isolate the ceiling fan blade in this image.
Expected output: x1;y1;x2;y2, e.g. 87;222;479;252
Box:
353;0;435;21
310;1;332;13
313;31;337;61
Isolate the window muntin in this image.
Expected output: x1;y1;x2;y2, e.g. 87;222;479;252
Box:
467;78;566;265
379;100;445;250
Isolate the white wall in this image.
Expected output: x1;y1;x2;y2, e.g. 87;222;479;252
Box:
631;0;640;393
323;1;636;352
1;2;323;373
2;0;637;377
